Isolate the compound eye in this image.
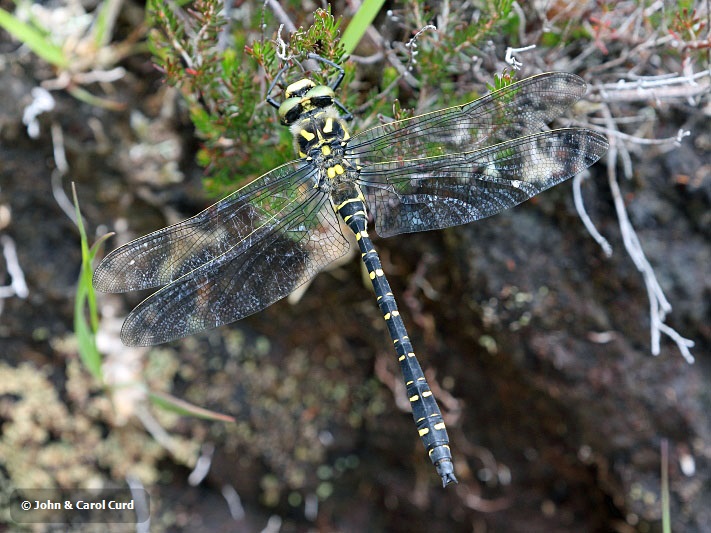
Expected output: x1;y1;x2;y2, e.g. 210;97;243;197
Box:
310;95;333;108
305;85;335;108
284;79;316;99
278;97;302;125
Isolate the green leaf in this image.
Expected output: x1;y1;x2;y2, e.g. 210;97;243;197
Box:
149;391;236;422
72;183;104;381
92;0;121;49
0;7;68;68
341;0;386;55
67;85;126;111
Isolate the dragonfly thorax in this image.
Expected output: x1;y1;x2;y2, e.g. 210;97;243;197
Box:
292;110;353;188
291;108;351;159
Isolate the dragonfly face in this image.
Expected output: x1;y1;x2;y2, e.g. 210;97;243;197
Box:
278;78;338;126
93;53;608;486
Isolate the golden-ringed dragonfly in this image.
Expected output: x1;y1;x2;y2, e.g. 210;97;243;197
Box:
93;53;608;486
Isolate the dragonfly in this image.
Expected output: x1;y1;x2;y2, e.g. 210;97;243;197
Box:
93;54;608;486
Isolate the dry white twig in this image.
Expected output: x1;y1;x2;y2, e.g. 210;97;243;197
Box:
0;235;29;301
266;0;296;34
511;2;527;45
50;122;79;226
187;443;215;486
125;475;151;533
572;172;613;257
22;87;55;139
304;492;318;521
221;483;246;521
594;70;711;103
260;515;283;533
134;405;186;456
600;104;695;363
504;44;536;70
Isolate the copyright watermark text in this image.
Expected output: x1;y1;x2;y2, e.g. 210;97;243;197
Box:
10;489;149;524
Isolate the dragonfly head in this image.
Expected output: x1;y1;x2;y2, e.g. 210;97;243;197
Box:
278;79;336;126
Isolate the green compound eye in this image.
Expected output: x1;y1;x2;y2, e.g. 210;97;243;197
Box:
284;78;316;99
278;85;335;125
303;85;335;107
278;97;303;125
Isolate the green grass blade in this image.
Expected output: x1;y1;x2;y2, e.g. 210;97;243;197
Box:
149;391;236;422
67;85;126;111
661;438;671;533
92;0;121;49
0;8;68;68
340;0;386;55
72;183;103;381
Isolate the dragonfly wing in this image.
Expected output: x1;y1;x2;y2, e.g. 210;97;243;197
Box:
347;72;588;164
119;188;348;346
93;160;317;292
357;128;609;237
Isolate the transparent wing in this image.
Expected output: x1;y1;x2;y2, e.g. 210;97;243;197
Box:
120;189;347;346
94;160;319;292
357;128;609;237
93;160;350;346
346;72;589;164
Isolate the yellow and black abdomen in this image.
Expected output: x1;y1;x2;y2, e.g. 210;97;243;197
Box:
335;194;457;486
290;104;457;485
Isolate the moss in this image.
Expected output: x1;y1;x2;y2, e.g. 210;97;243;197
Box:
0;354;198;491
